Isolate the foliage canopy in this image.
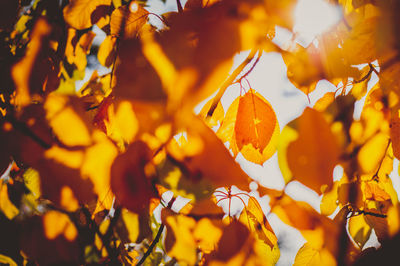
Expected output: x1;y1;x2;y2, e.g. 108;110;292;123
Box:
1;0;400;265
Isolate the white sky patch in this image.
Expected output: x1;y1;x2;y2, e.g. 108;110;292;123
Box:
294;0;342;47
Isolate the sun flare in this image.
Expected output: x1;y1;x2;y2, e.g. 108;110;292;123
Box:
294;0;342;45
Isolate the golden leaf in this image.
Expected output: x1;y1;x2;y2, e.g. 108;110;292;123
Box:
348;215;372;249
162;209;197;265
63;0;111;30
97;35;116;67
0;180;19;220
110;3;149;38
294;243;336;266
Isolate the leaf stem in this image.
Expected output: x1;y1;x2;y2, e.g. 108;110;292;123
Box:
206;49;259;118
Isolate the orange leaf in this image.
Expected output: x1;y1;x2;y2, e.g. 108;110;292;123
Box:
110;3;149;38
286;108;340;194
111;141;156;213
218;89;279;164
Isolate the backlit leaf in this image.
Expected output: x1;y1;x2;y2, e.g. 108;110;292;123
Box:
294;243;336;266
218;89;279;165
348;215;372;249
286;108;341;194
63;0;112;30
110;3;149;38
97;35;116;67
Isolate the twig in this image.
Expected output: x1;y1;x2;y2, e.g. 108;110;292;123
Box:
136;224;165;265
234;51;261;84
206;49;259;118
176;0;183;13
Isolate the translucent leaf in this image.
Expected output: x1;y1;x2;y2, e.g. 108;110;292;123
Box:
198;97;224;127
162;209;197;265
348;215;372;249
12;19;52;107
286;108;341;194
239;196;277;249
0;180;19;220
111;141;155;213
98;35;116;67
110;3;149;38
45;94;92;147
43;211;77;241
170;114;250;190
294;243;336;266
193;218;223;254
218;89;279;165
314;92;335;112
358;133;389;174
63;0;111;30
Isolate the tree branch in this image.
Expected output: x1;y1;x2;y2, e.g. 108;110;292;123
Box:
206;49;259;118
136;224;165;265
176;0;183;13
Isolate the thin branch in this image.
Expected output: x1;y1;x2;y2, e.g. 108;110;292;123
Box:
353;65;373;84
372;139;391;181
234;50;262;84
206;49;259;118
176;0;183;13
136;224;165;265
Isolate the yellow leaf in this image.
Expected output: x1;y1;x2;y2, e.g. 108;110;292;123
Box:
193;218;223;253
351;65;372;100
314;92;335;112
106;101;139;145
348;215;372;249
162;209;197;265
277;125;298;184
198;97;224;127
12;19;52;107
23;168;41;199
110;2;149;38
60;186;80;212
82;131;118;214
239;196;277;249
294;243;336;266
120;209;140;243
43;211;77;241
0;180;19;219
0;254;17;266
45;94;92;147
98;35;116;67
320;181;340;216
358;133;389;174
63;0;112;30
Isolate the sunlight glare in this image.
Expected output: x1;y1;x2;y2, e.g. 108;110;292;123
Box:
294;0;341;46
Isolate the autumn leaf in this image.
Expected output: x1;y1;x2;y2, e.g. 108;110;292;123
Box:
294;243;336;266
63;0;112;30
110;2;149;38
12;18;53;107
20;214;80;265
239;196;277;249
97;35;117;67
111;141;156;213
285;107;341;194
218;89;279;165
